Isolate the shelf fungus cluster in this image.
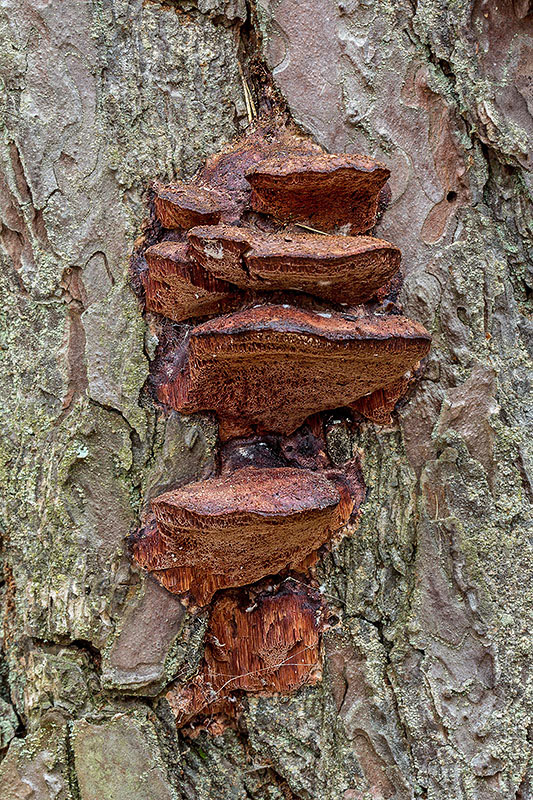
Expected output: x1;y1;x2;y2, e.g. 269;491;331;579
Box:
130;121;431;729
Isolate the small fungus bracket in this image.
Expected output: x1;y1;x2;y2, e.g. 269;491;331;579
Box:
165;580;326;730
245;152;391;234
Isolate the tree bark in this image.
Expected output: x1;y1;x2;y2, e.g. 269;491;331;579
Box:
0;1;532;799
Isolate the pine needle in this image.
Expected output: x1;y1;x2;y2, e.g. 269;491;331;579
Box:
238;61;256;124
294;222;329;235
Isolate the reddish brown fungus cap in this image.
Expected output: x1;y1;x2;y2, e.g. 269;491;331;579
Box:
153;182;232;230
187;224;253;287
191;303;429;342
187;224;401;305
153;465;341;522
196;126;323;219
144;241;192;282
154;304;431;438
143;240;244;321
245;152;390;234
133;466;360;605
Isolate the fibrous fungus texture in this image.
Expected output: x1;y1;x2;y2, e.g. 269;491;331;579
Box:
129;117;432;729
166;582;324;730
187;224;401;305
154;303;430;439
153;183;232;230
131;123;403;327
142;241;245;322
131;464;363;606
246;152;390;234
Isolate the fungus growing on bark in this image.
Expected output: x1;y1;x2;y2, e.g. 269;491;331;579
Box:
153;182;232;230
245;152;390;233
143;241;244;321
129;121;433;725
217;421;332;475
131;465;362;606
187;224;401;305
144;241;195;283
166;582;324;727
195;125;322;220
351;377;410;425
187;225;252;285
154;304;431;439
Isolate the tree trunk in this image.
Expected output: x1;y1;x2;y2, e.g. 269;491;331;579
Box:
0;1;532;799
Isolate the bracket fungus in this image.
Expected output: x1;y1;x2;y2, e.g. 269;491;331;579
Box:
143;241;245;322
195;128;322;220
245;152;390;234
166;582;324;727
187;224;401;305
131;465;362;606
129;118;432;725
153;182;232;230
153;304;431;439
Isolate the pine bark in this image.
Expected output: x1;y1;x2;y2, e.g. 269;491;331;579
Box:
0;1;532;799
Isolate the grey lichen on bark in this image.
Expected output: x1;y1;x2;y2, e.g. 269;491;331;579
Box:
0;0;532;799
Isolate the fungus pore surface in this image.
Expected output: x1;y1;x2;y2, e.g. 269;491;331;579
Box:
246;152;390;233
153;182;233;229
143;241;245;321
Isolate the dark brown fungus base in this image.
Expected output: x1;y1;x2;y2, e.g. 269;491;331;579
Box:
246;152;390;234
131;465;362;607
218;419;332;475
187;224;401;306
166;581;325;730
153;304;431;439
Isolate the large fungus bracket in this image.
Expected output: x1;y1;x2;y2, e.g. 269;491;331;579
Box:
154;303;430;440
